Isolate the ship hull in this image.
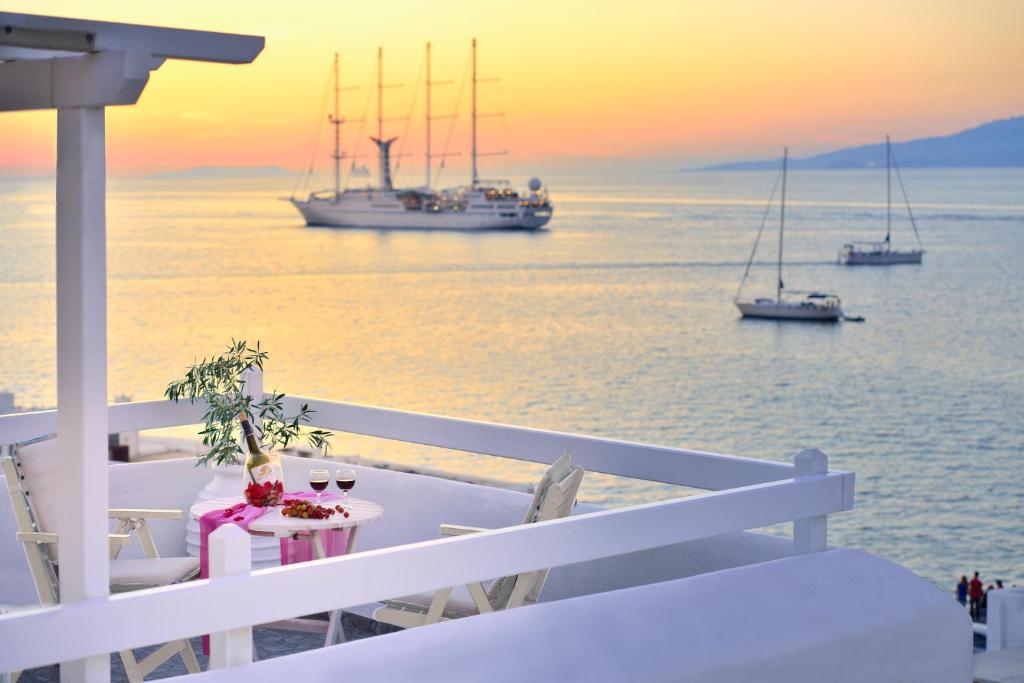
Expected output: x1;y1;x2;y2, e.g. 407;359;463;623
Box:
292;196;552;231
840;249;924;265
736;301;843;322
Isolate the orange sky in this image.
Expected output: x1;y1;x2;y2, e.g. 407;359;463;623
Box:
1;0;1021;175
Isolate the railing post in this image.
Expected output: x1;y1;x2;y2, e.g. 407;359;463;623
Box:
241;366;264;429
986;587;1024;651
793;448;828;554
208;524;253;669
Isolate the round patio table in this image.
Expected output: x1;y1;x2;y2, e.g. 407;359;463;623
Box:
190;494;383;645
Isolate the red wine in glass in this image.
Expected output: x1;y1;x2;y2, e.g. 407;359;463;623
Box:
336;468;355;501
310;468;329;503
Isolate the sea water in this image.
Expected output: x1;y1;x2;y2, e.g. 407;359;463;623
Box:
0;168;1020;590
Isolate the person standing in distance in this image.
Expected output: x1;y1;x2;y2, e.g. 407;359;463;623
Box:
969;571;984;621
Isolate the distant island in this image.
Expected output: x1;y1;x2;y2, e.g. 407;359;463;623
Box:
147;165;293;179
696;116;1024;171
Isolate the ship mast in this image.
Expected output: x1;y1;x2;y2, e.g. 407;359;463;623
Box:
471;37;478;189
426;42;432;188
329;52;341;197
778;147;788;304
467;40;504;190
377;46;383;143
885;134;892;248
425;42;454;189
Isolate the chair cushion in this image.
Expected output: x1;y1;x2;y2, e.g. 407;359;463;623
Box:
521;451;572;526
110;557;199;591
13;437;60;560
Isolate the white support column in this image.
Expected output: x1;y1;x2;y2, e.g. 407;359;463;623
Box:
793;448;828;554
56;105;111;683
208;524;254;669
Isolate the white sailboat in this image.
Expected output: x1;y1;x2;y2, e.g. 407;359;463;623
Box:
289;41;553;231
838;135;924;265
735;148;845;322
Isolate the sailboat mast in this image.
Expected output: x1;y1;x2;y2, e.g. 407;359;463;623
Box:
777;148;788;303
330;52;341;197
885;134;892;247
426;42;431;189
471;37;478;189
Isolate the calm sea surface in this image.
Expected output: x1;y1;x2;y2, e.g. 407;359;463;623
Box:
0;168;1021;590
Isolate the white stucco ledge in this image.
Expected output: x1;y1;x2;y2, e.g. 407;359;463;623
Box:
171;547;973;683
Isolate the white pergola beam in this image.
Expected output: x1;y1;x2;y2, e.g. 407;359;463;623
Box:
0;50;152;111
0;12;263;64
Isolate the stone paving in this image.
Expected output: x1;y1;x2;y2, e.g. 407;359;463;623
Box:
16;614;393;681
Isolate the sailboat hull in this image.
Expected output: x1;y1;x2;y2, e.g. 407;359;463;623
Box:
840;249;923;265
736;301;843;322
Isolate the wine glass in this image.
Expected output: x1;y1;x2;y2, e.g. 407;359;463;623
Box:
335;468;356;502
309;468;329;504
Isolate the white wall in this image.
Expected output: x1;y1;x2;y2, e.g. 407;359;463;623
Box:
107;459;212;558
173;548;973;683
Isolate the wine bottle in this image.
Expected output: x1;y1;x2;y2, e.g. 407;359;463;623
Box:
239;413;283;494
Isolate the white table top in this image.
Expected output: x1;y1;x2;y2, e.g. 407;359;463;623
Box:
191;494;383;538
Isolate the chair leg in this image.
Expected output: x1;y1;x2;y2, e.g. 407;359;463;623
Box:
178;639;201;674
119;638;199;681
325;610;347;647
119;650;144;683
423;586;454;625
466;582;494;614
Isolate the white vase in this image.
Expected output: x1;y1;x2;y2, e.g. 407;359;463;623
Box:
184;462;282;570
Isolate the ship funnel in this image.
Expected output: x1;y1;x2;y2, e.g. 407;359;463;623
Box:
371;136;398;191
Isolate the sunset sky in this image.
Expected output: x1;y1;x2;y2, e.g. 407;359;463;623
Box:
1;0;1021;176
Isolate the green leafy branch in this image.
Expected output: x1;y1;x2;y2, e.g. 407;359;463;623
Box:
165;339;333;467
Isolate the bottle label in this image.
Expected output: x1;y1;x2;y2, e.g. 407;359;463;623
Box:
250;463;275;485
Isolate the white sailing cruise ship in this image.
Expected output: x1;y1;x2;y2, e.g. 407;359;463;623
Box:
290;41;553;231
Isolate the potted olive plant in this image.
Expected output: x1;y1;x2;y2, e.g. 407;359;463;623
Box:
165;339;332;467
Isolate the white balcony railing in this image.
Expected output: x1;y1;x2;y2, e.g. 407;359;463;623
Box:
0;372;854;676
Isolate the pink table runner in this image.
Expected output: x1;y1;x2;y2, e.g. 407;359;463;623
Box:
199;491;349;653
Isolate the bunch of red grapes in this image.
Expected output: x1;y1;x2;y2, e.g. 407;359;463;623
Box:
244;480;283;507
281;499;349;520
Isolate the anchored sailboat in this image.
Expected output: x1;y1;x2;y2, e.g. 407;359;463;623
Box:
735;149;845;322
838;135;924;265
289;41;553;230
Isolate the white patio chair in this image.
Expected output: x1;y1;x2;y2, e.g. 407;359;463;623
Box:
374;452;585;629
2;436;201;682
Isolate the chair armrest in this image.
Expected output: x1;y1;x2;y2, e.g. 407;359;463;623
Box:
107;508;183;521
440;524;490;537
16;531;59;544
17;532;130;554
16;532;130;545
